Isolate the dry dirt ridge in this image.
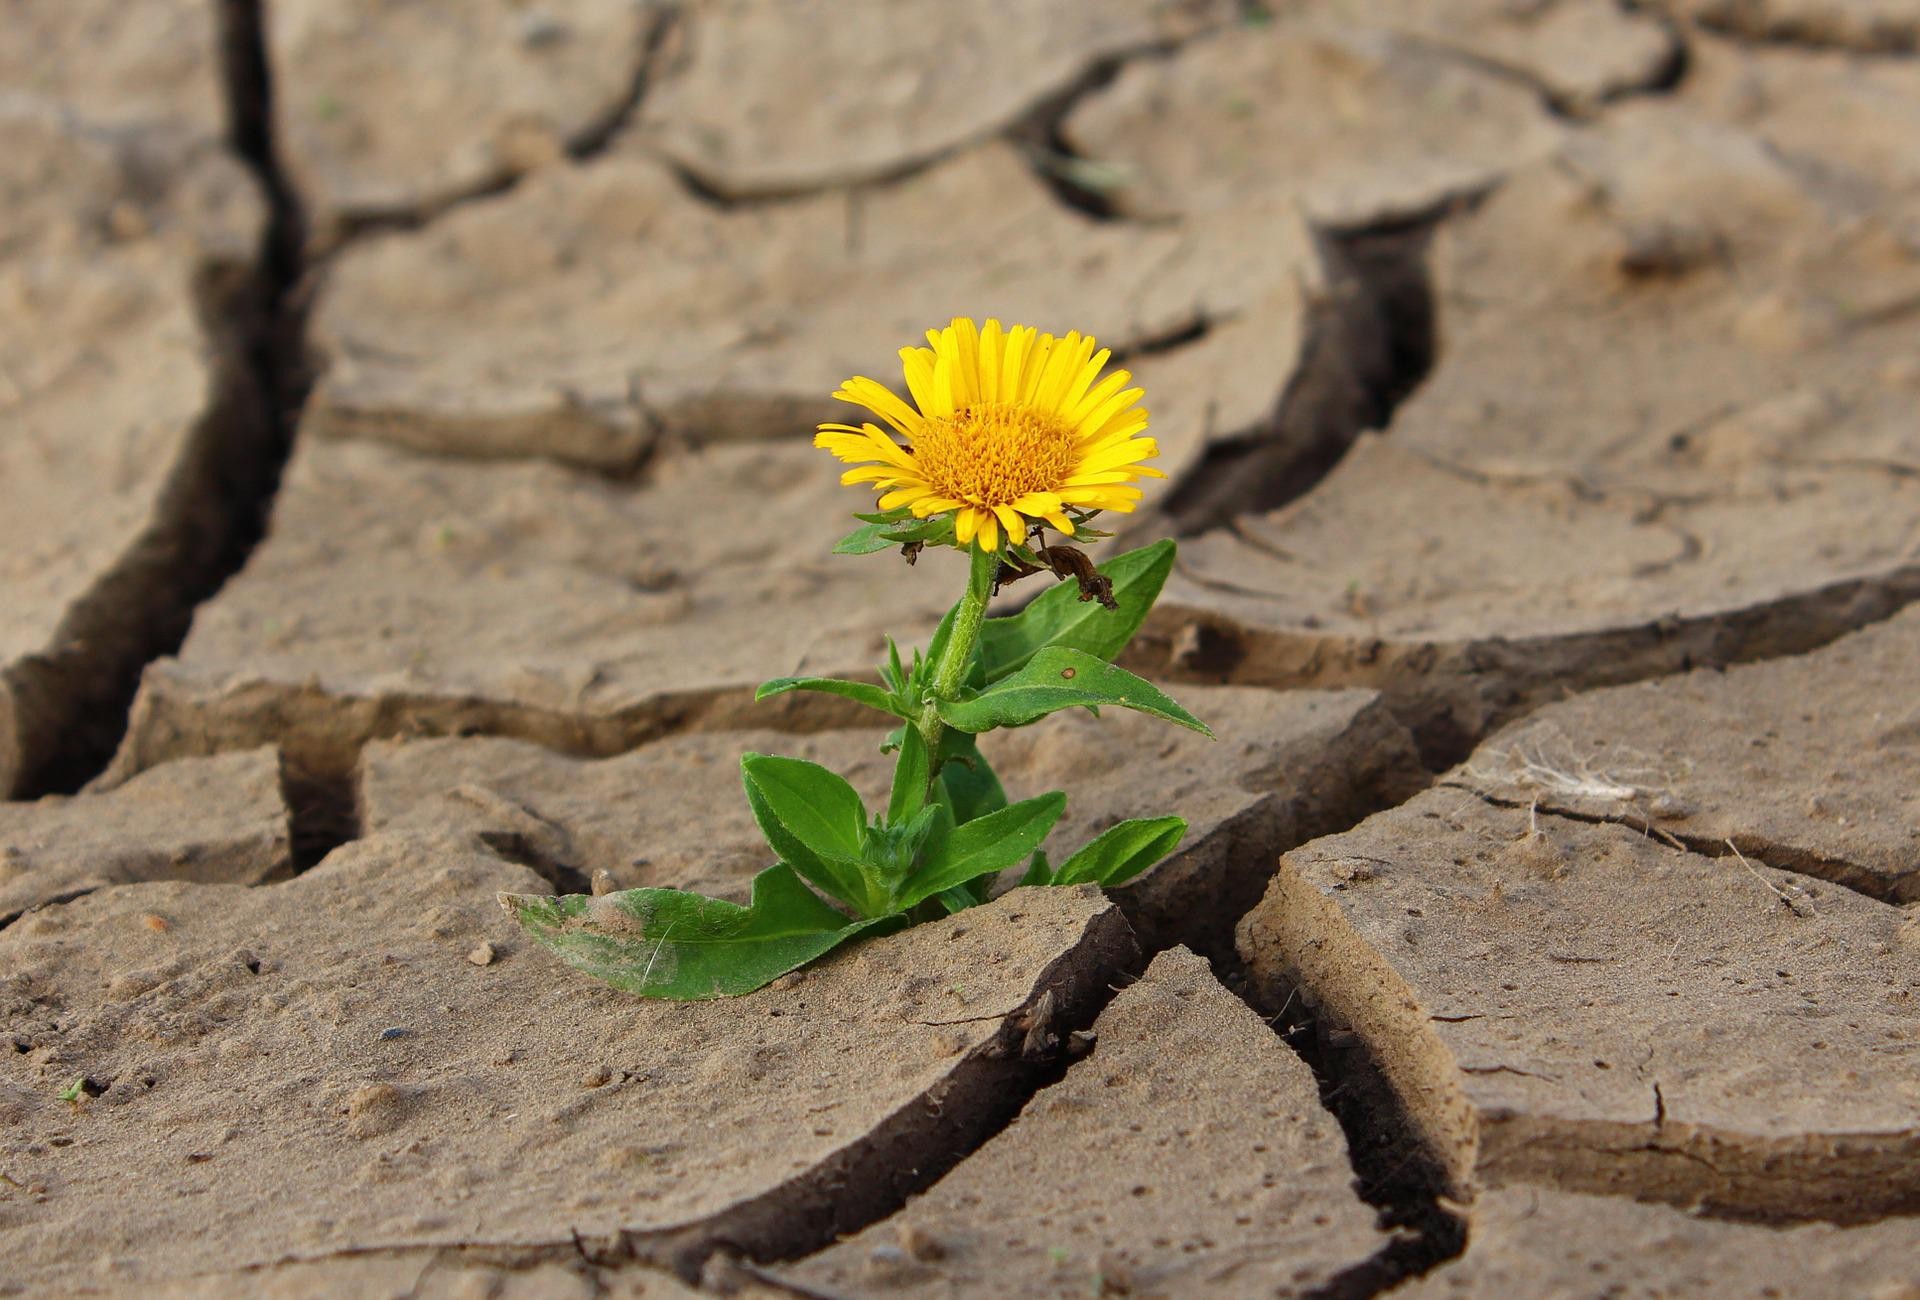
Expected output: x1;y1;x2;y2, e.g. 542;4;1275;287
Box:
4;1;1920;1296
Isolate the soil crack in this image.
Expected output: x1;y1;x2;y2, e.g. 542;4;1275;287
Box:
1447;781;1908;907
1163;217;1439;531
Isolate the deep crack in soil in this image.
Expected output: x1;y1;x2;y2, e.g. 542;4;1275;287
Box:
1162;217;1439;532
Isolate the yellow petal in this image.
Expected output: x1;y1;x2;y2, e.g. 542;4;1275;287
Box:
1078;438;1160;475
1060;345;1112;415
899;346;938;415
949;317;981;409
955;507;979;546
834;376;924;436
976;509;1000;552
877;490;929;513
929;345;957;419
978;318;1003;403
1005;325;1039;406
992;504;1026;548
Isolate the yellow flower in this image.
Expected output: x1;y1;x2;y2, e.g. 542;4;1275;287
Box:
816;317;1163;552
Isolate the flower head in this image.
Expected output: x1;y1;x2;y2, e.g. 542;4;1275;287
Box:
816;317;1162;552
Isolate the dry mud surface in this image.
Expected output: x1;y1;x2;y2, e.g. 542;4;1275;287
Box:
4;1;1920;1296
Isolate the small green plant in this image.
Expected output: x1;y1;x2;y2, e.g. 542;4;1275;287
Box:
504;318;1208;998
57;1078;86;1109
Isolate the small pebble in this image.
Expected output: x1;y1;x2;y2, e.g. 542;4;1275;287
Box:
379;1027;410;1041
140;914;171;933
898;1223;946;1262
466;942;495;967
580;1064;612;1088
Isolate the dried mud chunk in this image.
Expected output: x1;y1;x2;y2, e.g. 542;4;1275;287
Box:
0;749;288;924
1401;1187;1920;1298
1236;788;1920;1220
308;143;1338;471
0;831;1136;1288
783;947;1388;1298
106;435;952;787
0;105;266;797
1136;435;1920;749
1655;0;1920;52
267;0;658;241
359;730;892;902
629;0;1232;197
141;1256;710;1299
3;0;225;133
359;685;1422;959
1388;104;1920;482
1299;0;1679;110
982;686;1423;959
1454;604;1920;902
1062;19;1562;225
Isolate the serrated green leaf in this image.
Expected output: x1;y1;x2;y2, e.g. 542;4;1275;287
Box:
978;540;1175;681
504;864;894;999
936;647;1211;737
897;791;1066;911
834;512;958;556
740;754;881;914
1052;816;1187;888
754;675;900;716
888;726;931;823
833;521;907;555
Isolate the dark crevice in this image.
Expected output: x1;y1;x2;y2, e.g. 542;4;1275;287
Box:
475;830;594;897
1162;217;1439;531
1110;312;1212;364
281;754;357;874
313;4;681;250
26;0;319;797
1245;976;1469;1298
1007;50;1145;220
214;0;311;553
621;912;1143;1281
1664;7;1918;56
11;0;311;798
1451;783;1910;907
0;889;100;936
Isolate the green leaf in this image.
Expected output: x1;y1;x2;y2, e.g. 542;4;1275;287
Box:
504;864;894;1000
883;636;907;694
978;540;1175;681
935;647;1212;737
754;676;900;716
888;726;931;823
897;791;1067;911
833;521;907;555
1052;816;1188;888
933;884;984;914
740;754;880;914
834;512;958;556
1020;850;1052;888
936;730;1008;825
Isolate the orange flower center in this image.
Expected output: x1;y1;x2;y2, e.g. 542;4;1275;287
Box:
912;403;1078;507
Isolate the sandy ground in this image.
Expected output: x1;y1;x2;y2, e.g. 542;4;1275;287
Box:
4;1;1920;1295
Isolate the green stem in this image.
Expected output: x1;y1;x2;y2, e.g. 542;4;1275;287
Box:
915;542;998;780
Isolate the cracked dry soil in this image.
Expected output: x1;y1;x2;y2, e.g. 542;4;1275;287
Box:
4;1;1920;1296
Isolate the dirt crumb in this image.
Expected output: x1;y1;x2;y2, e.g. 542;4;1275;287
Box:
344;1084;407;1139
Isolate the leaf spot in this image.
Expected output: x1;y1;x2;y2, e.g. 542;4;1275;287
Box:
1060;667;1077;680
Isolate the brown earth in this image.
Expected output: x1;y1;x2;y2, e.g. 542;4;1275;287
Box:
4;1;1920;1296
